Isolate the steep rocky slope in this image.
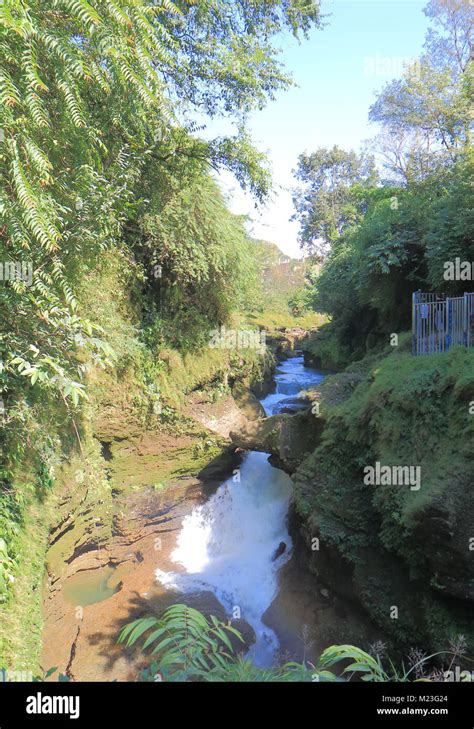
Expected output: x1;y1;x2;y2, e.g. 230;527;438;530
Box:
291;341;474;657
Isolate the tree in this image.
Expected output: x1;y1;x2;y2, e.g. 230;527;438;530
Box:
369;0;472;182
0;0;322;405
423;0;472;76
425;154;474;292
369;62;472;161
0;0;324;610
292;145;378;254
365;128;437;185
130;171;259;350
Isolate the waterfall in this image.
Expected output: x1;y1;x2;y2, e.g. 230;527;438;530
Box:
156;355;324;666
156;451;293;666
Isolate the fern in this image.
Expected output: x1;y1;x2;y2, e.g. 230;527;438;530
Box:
117;604;459;682
118;604;244;680
54;0;102;27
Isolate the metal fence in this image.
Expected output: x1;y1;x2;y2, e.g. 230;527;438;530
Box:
466;292;474;348
412;291;474;356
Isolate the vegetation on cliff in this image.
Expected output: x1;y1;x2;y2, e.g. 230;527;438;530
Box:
290;0;473;661
294;343;474;655
0;0;322;669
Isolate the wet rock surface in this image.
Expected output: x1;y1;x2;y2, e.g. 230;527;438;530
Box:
42;475;256;680
42;387;259;680
230;411;323;473
270;395;310;415
291;351;474;656
264;551;379;665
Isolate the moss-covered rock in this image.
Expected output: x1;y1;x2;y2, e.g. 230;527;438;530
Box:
230;410;324;472
293;343;474;655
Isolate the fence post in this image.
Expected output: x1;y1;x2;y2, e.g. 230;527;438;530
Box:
446;297;452;352
464;293;469;347
412;292;416;355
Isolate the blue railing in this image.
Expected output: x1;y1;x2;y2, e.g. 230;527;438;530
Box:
412;291;474;356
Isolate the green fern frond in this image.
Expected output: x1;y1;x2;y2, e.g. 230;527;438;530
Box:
22;138;53;177
0;67;21;106
24;90;50;127
36;31;85;78
104;1;132;27
56;76;86;126
54;0;102;27
23;39;48;92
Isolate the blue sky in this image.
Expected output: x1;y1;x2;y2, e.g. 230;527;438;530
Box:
214;0;431;258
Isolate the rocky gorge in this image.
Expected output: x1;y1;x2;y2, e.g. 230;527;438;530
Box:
36;325;474;678
40;329;378;678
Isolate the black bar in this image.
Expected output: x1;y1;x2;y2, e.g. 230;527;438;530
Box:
0;681;472;727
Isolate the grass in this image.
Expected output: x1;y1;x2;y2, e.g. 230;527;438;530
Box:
0;487;56;673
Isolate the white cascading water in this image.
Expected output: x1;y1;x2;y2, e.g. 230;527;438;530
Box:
156;355;324;666
156;452;293;666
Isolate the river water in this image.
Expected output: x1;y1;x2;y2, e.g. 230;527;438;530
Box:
155;354;324;666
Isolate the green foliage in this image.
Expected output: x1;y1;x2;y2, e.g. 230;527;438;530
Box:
118;604;315;682
292;145;379;253
117;604;340;682
307;156;474;365
0;0;170;408
425;154;474;291
0;0;321;406
246;239;323;328
0;0;321;613
118;603;245;681
132;174;259;350
0;533;16;600
119;604;464;682
288;285;314;317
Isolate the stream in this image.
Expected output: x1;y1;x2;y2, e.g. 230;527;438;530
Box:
155;354;325;666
